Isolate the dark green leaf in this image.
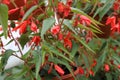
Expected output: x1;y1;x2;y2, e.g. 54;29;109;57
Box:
63;19;77;34
18;33;29;49
1;49;14;69
22;5;38;22
41;18;55;40
0;4;8;38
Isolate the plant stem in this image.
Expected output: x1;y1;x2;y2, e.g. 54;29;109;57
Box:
9;27;23;56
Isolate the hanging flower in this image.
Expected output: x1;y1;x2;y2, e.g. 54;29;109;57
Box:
106;16;116;27
111;23;120;33
30;21;37;32
63;6;71;17
8;8;20;15
54;64;64;75
12;20;28;34
67;0;73;6
113;2;120;11
51;25;60;35
104;64;110;72
58;2;64;13
58;33;63;40
79;67;84;75
64;32;72;49
31;36;40;46
79;15;91;26
2;0;10;4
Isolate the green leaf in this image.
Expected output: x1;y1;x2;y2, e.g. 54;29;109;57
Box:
99;0;114;21
82;53;89;68
1;49;14;69
0;4;8;38
32;50;42;79
41;18;55;40
18;33;29;49
94;51;107;73
105;73;112;80
70;41;79;58
22;5;38;22
63;19;77;34
72;34;95;53
43;42;73;63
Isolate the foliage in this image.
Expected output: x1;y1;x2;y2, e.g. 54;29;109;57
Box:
0;0;120;80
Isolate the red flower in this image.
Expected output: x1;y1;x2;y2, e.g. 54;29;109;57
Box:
51;25;60;35
58;2;64;13
111;23;120;33
54;64;64;75
113;2;120;11
30;21;37;32
58;33;63;40
79;15;91;26
63;6;71;17
0;27;2;31
2;0;10;4
67;0;73;6
91;60;97;67
31;36;40;46
106;16;116;27
118;65;120;69
104;64;110;72
8;8;20;15
12;20;28;34
64;32;72;49
79;67;84;75
89;69;94;76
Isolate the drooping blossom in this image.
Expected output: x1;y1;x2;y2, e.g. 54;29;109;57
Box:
63;6;71;17
58;33;63;40
111;23;120;33
104;64;110;72
31;36;40;46
79;15;91;26
113;2;120;11
51;25;60;35
12;20;28;34
106;16;116;27
64;32;72;49
8;8;20;15
30;21;37;32
54;64;64;75
79;67;84;75
91;60;97;67
2;0;10;4
89;69;94;76
58;2;64;13
0;27;2;31
57;2;71;17
118;65;120;69
67;0;73;6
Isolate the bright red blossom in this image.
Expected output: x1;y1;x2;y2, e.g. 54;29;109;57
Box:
79;15;91;26
8;8;20;15
54;64;64;75
113;2;120;11
12;20;28;34
0;27;2;31
51;25;60;35
106;16;116;27
31;21;37;32
63;6;71;17
58;33;63;40
64;32;72;49
58;2;64;13
31;36;40;46
79;67;84;75
2;0;10;4
67;0;73;6
104;64;110;72
118;65;120;69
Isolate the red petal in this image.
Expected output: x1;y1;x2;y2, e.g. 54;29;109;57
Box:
31;21;37;32
54;64;64;75
8;8;20;15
